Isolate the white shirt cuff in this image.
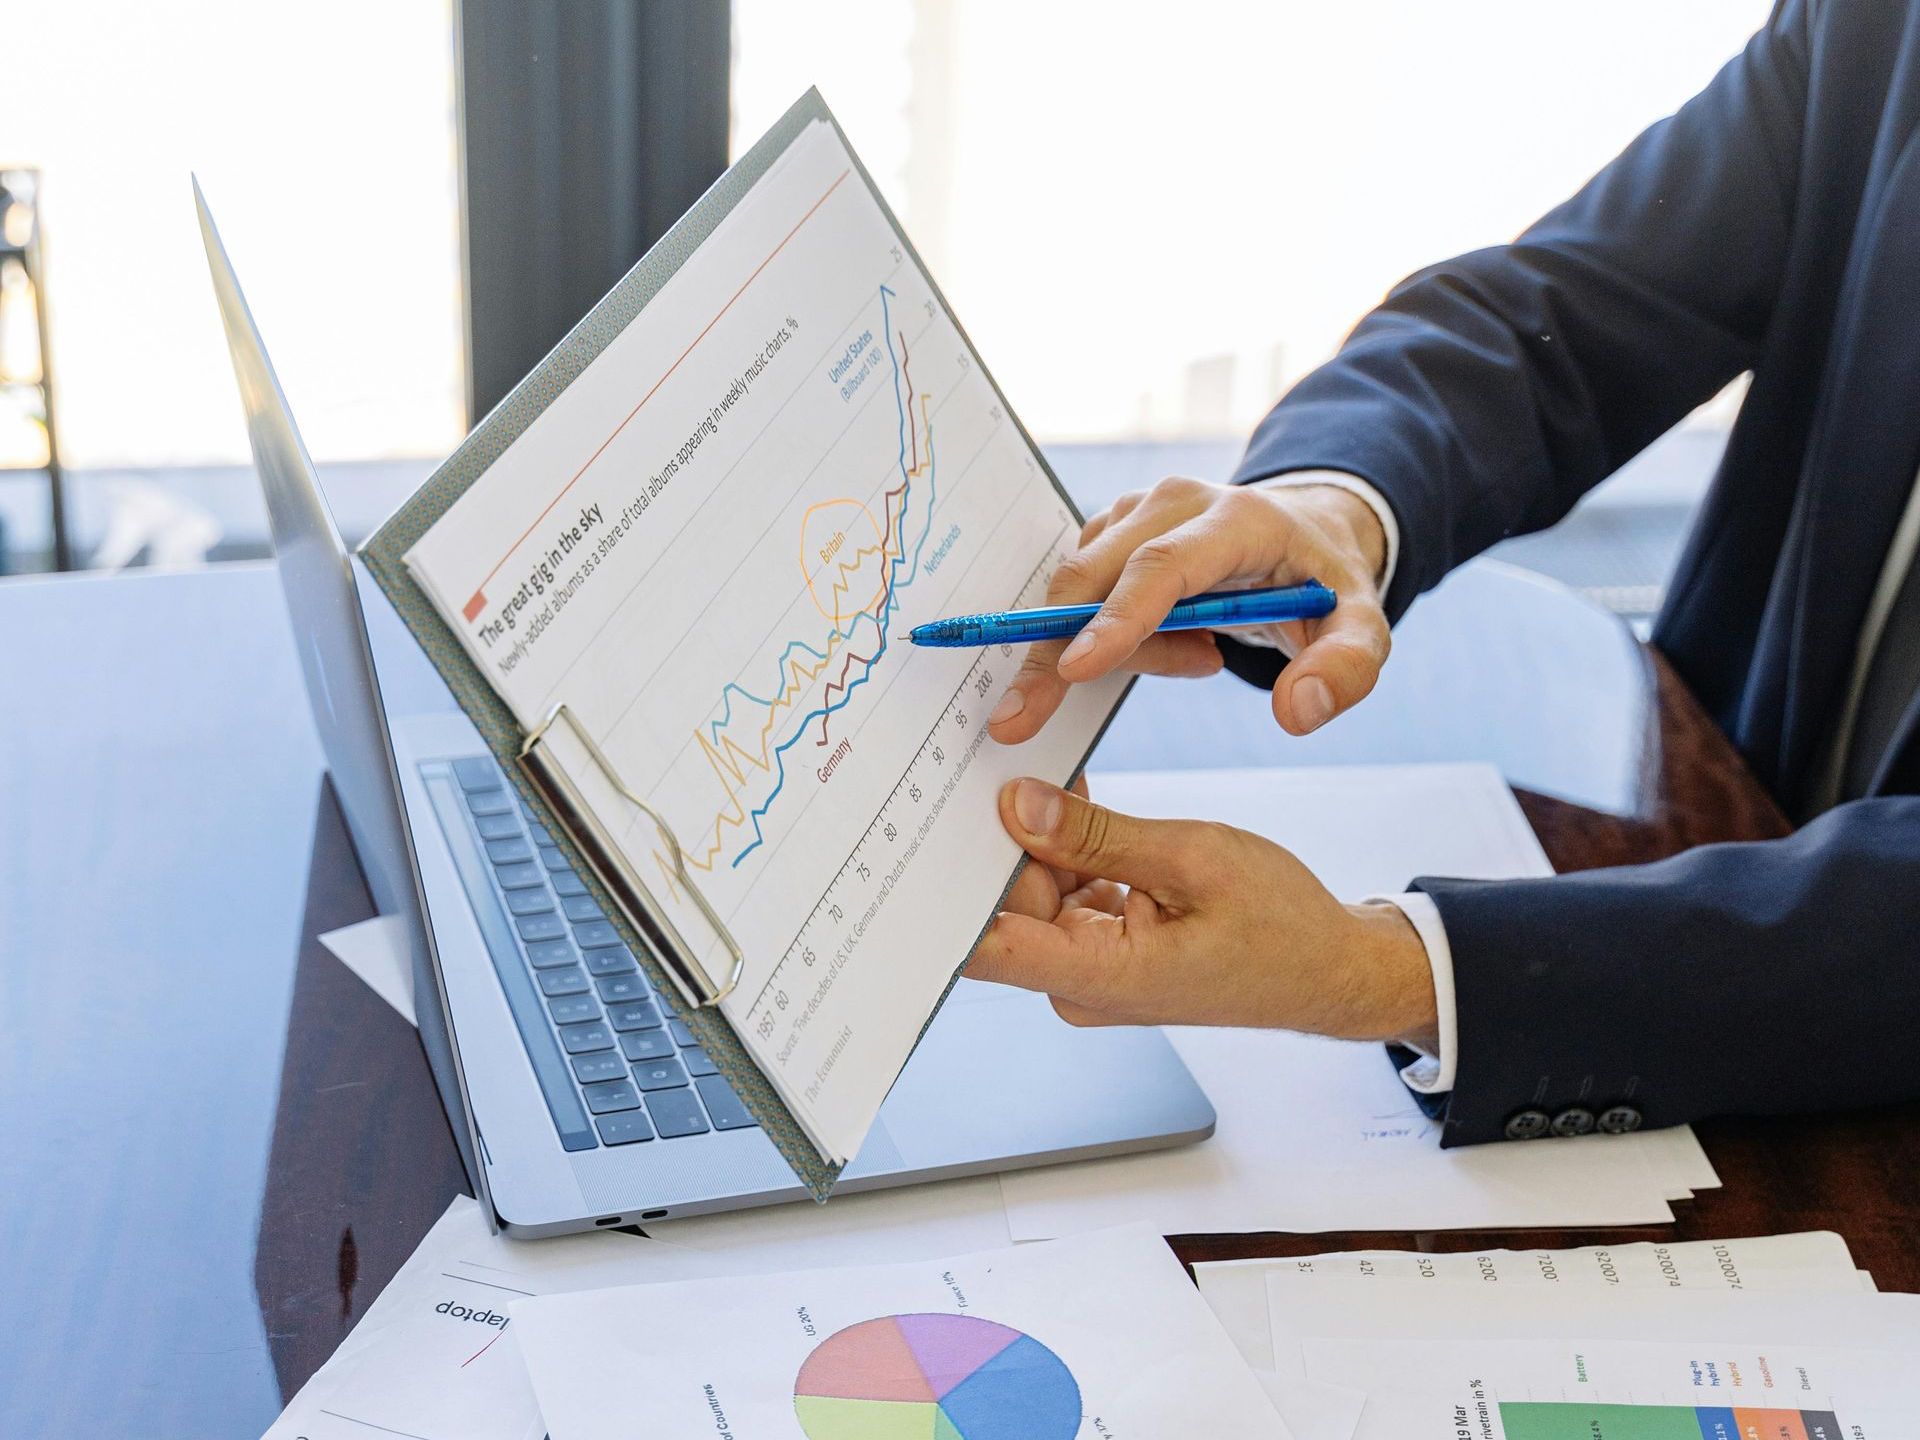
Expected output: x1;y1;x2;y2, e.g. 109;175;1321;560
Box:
1367;890;1457;1095
1250;471;1400;595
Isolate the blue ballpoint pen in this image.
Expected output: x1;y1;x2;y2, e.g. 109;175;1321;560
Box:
903;580;1336;648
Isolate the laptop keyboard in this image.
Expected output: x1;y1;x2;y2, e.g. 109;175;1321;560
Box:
441;755;759;1150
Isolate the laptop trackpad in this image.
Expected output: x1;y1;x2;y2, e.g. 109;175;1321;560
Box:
871;981;1210;1173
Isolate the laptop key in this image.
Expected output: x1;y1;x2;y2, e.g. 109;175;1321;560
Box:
548;995;599;1025
539;846;571;873
538;967;590;997
493;860;545;890
645;1088;711;1138
515;913;567;943
468;790;517;817
595;1112;654;1145
681;1046;718;1078
695;1075;756;1130
453;757;502;792
607;1000;661;1032
561;894;605;924
525;938;576;970
570;1051;627;1084
475;812;523;841
582;1079;642;1114
669;1019;698;1049
584;946;636;977
598;973;648;1004
528;822;554;847
551;870;589;898
632;1056;689;1091
505;887;555;916
572;919;620;949
558;1020;614;1053
620;1030;675;1062
486;836;535;865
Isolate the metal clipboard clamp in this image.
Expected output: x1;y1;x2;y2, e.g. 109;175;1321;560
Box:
517;703;745;1010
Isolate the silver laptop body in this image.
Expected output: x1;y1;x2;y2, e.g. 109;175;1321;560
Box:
197;182;1214;1237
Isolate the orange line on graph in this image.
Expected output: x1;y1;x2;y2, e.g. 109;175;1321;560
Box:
460;168;853;622
799;497;888;623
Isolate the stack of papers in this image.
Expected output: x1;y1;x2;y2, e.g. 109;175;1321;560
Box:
266;1205;1916;1440
265;1197;1293;1440
1195;1231;1873;1373
1000;764;1719;1239
1212;1234;1918;1438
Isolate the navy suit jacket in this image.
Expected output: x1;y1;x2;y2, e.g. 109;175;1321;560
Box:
1223;0;1920;1145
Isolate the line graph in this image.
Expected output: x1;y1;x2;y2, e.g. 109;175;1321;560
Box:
660;284;940;880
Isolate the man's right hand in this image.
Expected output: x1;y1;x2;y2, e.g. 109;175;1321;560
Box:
986;474;1392;744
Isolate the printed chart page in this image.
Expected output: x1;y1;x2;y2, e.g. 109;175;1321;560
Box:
509;1227;1291;1440
1265;1278;1920;1440
402;116;1124;1165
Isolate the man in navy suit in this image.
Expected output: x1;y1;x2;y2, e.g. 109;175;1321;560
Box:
969;0;1920;1144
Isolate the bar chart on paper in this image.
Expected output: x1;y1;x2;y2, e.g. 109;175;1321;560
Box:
1499;1402;1852;1440
401;113;1125;1166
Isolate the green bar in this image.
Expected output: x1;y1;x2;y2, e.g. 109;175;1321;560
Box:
1499;1402;1708;1440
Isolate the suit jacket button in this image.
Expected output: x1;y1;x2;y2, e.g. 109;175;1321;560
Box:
1597;1104;1643;1134
1504;1108;1550;1140
1550;1106;1596;1137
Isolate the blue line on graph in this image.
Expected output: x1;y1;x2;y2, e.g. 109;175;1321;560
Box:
728;284;934;867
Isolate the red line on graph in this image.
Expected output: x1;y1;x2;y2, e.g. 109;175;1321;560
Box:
461;1330;506;1367
462;167;854;621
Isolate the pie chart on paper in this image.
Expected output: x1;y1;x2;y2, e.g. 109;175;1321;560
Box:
792;1313;1082;1440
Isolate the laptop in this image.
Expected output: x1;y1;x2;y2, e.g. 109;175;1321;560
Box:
195;182;1214;1237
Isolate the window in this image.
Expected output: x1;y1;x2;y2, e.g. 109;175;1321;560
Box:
733;1;1771;443
2;0;462;566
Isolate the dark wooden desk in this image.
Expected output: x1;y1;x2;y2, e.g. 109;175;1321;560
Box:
5;561;1915;1437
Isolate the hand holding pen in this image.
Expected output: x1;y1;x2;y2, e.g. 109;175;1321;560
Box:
964;478;1394;743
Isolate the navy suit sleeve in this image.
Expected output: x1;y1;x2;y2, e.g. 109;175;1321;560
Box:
1415;796;1920;1144
1223;0;1808;631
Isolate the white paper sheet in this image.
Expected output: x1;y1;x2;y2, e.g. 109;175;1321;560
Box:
1005;1024;1678;1240
262;1196;727;1440
1262;1274;1920;1381
510;1226;1293;1440
644;1172;1012;1271
317;913;414;1025
1195;1231;1861;1373
999;764;1709;1239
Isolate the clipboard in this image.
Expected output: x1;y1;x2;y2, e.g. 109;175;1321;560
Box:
358;92;862;1199
358;88;1123;1201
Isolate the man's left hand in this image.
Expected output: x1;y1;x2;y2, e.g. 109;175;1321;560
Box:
967;777;1438;1048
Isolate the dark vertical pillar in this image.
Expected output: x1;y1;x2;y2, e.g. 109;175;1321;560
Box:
455;1;732;426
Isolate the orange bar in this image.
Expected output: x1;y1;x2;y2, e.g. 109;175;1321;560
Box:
463;590;487;622
1733;1410;1809;1440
